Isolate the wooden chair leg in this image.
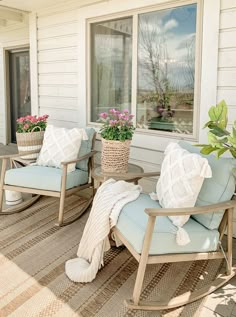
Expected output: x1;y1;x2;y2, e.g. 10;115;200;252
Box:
131;216;156;305
57;165;67;226
227;207;233;275
0;159;7;212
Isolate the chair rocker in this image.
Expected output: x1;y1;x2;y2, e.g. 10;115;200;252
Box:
111;142;236;311
0;128;96;226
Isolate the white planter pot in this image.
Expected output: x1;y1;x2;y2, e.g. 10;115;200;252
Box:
5;190;23;206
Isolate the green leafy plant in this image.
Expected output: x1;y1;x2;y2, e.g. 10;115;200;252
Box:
98;109;135;141
198;100;236;158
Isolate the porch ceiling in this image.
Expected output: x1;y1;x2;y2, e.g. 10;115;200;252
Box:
0;0;103;12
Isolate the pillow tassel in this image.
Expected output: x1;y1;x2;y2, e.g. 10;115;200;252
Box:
176;227;190;246
149;192;158;200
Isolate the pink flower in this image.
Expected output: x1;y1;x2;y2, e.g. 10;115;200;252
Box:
119;114;126;120
30;116;37;123
99;112;108;119
109;120;118;126
16;117;24;123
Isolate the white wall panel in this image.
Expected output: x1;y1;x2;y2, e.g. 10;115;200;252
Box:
38;47;77;63
38;35;77;51
37;22;77;39
39;96;77;109
218;2;236;107
221;0;236;10
39;74;77;85
39;106;79;122
37;10;77;28
220;9;236;29
218;88;236;104
37;6;79;141
38;61;77;74
39;85;77;97
219;30;236;49
218;49;236;67
218;69;236;87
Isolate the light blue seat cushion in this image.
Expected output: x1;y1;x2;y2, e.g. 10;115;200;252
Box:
5;166;88;192
116;193;219;255
179;141;236;229
76;128;95;172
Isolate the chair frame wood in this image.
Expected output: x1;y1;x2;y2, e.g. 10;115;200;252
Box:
109;172;236;311
0;134;97;226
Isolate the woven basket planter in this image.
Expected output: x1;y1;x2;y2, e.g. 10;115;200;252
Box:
16;130;44;160
101;138;131;173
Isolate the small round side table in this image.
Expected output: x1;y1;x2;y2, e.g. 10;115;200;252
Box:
92;163;144;187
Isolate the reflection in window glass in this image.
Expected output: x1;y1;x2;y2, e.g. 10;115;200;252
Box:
137;4;197;134
90;17;133;122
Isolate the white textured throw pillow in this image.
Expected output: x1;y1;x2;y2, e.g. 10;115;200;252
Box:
152;142;212;245
36;125;88;173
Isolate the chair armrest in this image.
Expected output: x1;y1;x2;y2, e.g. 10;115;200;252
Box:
61;150;97;166
0;150;39;160
145;200;236;217
101;171;160;180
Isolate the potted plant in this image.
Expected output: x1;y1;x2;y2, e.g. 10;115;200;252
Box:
197;100;236;158
16;114;49;160
98;109;135;173
149;95;176;131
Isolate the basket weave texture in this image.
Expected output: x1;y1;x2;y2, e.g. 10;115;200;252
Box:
101;138;131;173
16;131;44;160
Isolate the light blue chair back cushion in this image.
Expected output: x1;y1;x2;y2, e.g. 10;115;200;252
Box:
76;128;95;171
116;193;219;255
5;166;88;192
179;141;236;229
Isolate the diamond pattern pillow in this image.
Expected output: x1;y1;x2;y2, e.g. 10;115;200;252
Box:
156;142;212;228
36;125;88;173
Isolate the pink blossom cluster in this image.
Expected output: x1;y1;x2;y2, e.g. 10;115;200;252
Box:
16;114;49;124
99;109;134;127
16;114;49;133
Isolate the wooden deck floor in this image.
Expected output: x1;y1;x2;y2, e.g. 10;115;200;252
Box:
0;143;235;316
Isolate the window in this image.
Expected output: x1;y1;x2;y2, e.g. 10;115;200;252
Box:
90;18;133;122
89;2;200;136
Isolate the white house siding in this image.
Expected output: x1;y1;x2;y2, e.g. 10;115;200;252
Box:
37;9;79;130
0;22;29;144
218;0;236;236
218;1;236;126
28;0;222;193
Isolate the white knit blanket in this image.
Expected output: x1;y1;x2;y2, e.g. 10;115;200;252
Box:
65;179;142;283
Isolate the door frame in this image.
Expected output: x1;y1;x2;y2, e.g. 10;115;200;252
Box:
4;46;30;144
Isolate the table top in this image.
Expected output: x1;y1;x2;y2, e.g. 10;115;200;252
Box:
92;163;144;182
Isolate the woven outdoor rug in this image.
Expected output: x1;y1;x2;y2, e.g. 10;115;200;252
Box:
0;195;224;317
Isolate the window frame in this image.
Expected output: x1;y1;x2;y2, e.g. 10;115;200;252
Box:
86;0;203;140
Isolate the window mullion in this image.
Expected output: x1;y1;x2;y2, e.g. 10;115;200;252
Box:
131;13;138;127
